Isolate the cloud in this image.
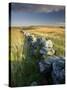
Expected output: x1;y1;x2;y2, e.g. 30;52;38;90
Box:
11;3;65;13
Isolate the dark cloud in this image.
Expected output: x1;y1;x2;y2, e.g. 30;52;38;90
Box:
11;3;65;13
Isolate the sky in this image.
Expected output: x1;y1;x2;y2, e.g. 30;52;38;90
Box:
10;3;65;26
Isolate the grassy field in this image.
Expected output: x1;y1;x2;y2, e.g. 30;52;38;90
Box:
10;26;65;60
10;26;65;87
24;26;65;56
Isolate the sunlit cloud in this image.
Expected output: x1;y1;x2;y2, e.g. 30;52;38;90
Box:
11;3;65;13
10;3;65;26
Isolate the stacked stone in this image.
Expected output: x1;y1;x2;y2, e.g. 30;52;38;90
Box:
38;56;65;84
23;33;65;84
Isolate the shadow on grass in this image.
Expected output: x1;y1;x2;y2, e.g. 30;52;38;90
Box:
10;57;55;87
10;58;41;87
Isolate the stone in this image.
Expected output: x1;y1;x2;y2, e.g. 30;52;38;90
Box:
31;81;38;86
38;61;45;72
36;37;46;46
37;56;65;84
45;40;55;55
47;48;55;55
40;47;47;55
51;58;65;84
24;32;30;37
45;40;53;48
37;60;51;73
32;35;37;42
